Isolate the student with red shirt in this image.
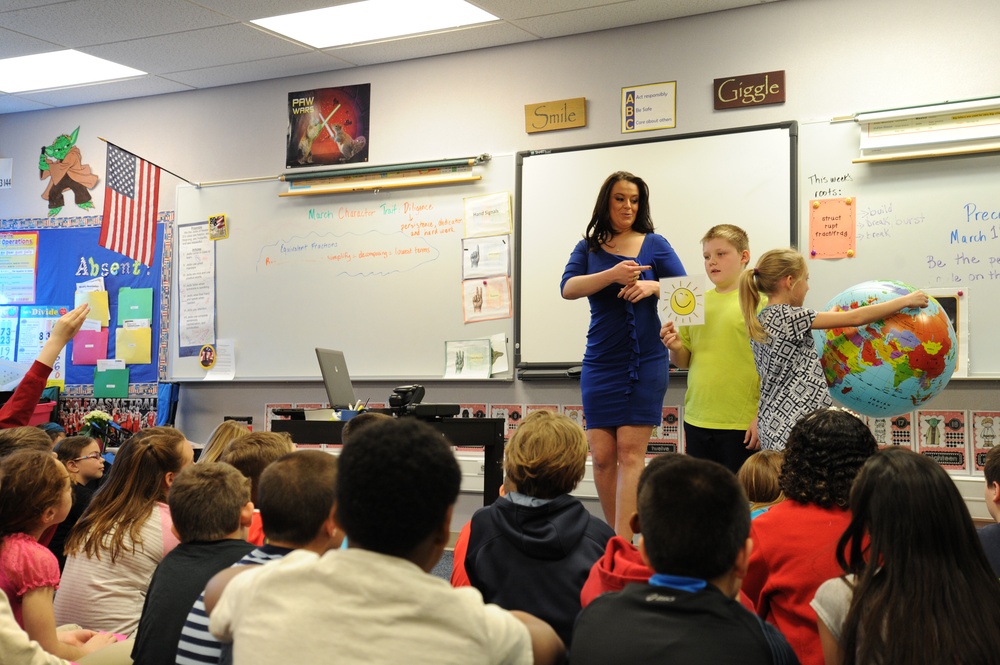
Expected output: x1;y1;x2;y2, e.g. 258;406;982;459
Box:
742;408;876;665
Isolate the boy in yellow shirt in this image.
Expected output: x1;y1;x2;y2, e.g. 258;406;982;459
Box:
661;224;761;473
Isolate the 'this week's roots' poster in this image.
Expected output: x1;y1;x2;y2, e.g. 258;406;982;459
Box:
286;84;371;169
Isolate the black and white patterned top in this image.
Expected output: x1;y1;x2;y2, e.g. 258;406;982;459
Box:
751;304;832;450
175;544;293;665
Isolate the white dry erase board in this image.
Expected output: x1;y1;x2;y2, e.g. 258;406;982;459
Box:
799;120;1000;378
168;155;514;380
516;123;797;368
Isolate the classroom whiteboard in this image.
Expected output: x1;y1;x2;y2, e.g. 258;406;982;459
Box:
516;123;797;367
169;155;514;380
799;120;1000;378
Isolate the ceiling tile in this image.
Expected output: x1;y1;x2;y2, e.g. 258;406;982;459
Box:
16;75;194;108
0;0;68;10
0;93;53;114
508;0;759;38
0;27;57;59
161;52;354;88
0;0;235;47
79;23;312;75
471;0;624;21
190;0;359;22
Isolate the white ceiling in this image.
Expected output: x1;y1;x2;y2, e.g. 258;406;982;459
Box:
0;0;780;115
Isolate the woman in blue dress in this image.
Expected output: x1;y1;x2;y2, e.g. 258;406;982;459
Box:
561;171;685;539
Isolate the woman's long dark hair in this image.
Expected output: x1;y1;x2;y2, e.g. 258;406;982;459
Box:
584;171;654;251
837;447;1000;664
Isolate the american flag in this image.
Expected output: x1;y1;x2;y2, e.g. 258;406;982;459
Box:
101;144;160;266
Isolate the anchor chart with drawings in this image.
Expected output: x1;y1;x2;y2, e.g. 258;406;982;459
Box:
659;275;707;326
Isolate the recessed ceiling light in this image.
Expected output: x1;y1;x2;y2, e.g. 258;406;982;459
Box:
252;0;499;49
0;50;146;94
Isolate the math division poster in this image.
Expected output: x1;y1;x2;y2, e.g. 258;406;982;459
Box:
0;232;38;304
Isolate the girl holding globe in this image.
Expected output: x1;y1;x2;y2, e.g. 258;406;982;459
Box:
738;248;928;450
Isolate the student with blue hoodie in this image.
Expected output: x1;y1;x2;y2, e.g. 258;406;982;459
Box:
451;410;615;647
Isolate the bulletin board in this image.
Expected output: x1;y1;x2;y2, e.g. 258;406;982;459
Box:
169;155;515;381
0;216;165;390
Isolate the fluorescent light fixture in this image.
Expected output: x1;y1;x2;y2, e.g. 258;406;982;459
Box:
253;0;499;49
0;50;146;93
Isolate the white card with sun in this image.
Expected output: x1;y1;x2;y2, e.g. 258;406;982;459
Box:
659;275;707;326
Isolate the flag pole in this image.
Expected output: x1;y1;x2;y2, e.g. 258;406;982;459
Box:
97;137;199;187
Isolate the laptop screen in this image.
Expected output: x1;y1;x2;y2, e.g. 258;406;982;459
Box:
315;348;357;409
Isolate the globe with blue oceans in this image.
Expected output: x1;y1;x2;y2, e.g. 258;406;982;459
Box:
813;280;957;418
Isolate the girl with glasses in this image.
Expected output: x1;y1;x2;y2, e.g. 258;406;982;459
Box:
48;436;104;571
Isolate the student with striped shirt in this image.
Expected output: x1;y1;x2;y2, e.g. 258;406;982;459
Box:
175;451;342;665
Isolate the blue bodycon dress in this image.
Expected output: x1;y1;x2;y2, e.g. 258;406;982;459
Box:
560;234;686;429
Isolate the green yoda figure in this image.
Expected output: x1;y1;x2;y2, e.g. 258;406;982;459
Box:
39;127;98;216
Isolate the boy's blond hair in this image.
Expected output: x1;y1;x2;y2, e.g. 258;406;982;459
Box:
702;224;750;255
737;449;785;513
168;462;250;542
221;431;296;502
504;410;587;499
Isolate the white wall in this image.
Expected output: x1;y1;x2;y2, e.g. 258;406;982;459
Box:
2;0;999;518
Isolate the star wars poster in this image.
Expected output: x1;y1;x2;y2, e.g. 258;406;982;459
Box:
286;85;370;168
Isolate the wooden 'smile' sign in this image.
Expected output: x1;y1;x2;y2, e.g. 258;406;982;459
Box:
524;97;587;134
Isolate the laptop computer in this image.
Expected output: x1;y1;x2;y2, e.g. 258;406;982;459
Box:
315;348;357;409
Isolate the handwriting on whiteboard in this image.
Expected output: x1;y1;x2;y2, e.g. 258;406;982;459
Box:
255;230;440;276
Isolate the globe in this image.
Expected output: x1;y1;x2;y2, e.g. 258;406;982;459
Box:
813;280;957;418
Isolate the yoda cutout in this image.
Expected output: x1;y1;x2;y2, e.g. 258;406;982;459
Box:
39;127;98;216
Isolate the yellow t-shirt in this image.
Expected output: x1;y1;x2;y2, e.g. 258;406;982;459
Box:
678;288;761;430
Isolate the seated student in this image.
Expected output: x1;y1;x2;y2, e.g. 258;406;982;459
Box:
742;408;876;665
738;450;785;519
572;454;798;665
48;436;104;571
978;445;1000;576
39;423;66;446
175;450;343;665
0;304;88;430
451;410;614;646
812;448;1000;664
56;427;196;635
197;420;250;465
0;451;120;662
1;588;71;665
220;432;295;546
208;418;565;665
131;463;255;665
340;411;392;444
0;426;56;459
580;454;677;609
3;428;81;552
